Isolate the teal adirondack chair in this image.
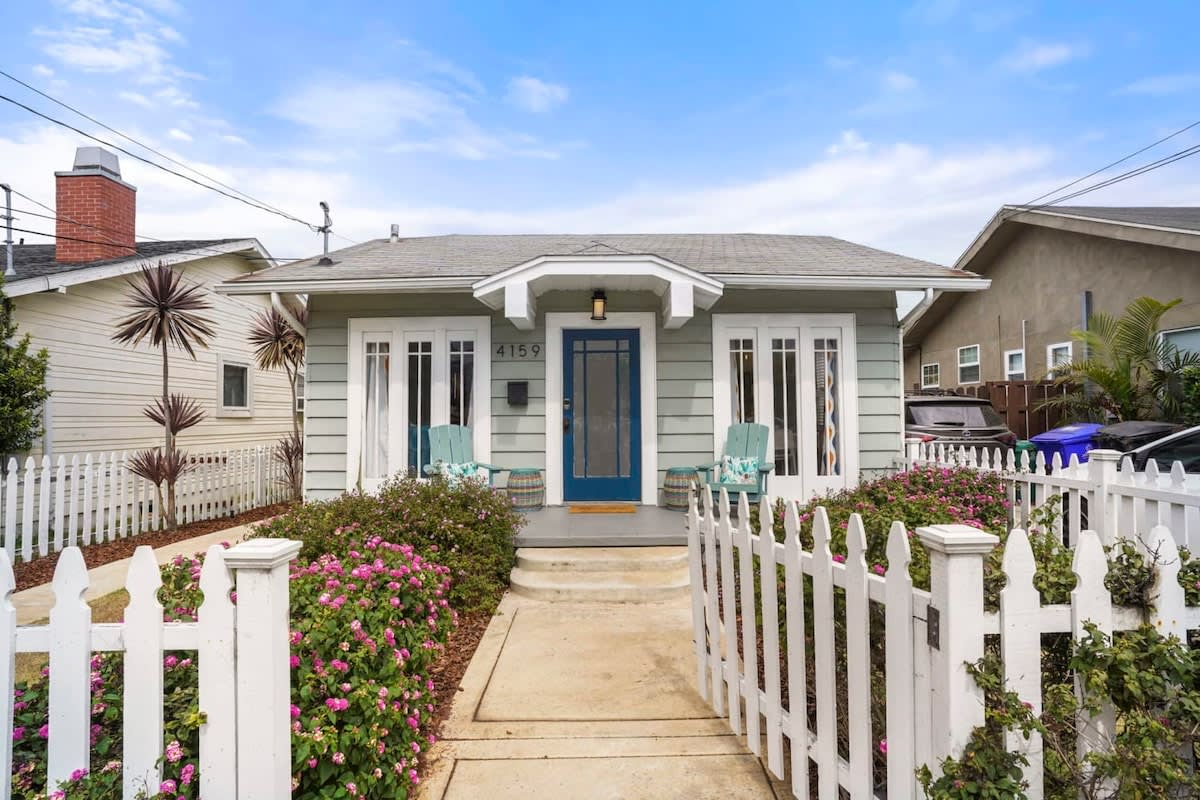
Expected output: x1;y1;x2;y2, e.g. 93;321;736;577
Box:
697;423;775;503
422;424;506;486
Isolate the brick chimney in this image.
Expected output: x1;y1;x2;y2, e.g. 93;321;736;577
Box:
54;146;137;263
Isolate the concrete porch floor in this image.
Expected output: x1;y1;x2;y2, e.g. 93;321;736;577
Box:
514;505;689;548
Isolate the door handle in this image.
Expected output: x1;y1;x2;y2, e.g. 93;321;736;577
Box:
564;416;571;433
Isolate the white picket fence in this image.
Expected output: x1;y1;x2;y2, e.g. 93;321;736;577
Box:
0;446;292;563
687;486;1197;799
0;539;301;799
906;441;1200;551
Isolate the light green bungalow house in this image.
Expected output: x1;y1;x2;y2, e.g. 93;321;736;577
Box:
217;232;986;531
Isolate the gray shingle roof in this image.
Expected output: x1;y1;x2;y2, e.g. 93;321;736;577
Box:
6;240;245;281
1034;206;1200;233
230;233;970;284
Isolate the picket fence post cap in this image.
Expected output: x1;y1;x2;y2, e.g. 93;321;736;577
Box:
914;524;999;555
1087;449;1122;462
222;539;302;570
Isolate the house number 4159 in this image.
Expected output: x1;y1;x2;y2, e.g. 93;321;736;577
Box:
496;344;542;358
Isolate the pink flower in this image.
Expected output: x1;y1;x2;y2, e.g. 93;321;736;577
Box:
872;564;885;576
332;751;346;765
878;739;887;754
165;740;184;763
832;554;846;563
180;763;195;785
160;779;177;793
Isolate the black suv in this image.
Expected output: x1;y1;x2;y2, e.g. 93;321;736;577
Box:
904;393;1018;451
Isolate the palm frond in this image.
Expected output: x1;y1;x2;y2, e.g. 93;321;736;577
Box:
127;447;195;485
112;263;215;358
143;394;206;434
248;308;305;373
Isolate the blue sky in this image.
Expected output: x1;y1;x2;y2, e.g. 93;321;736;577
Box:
2;0;1200;266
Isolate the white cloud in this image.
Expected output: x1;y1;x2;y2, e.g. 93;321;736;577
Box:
167;127;192;142
506;76;569;113
31;64;55;78
884;71;919;91
826;130;870;155
157;25;183;43
119;90;153;107
221;134;248;146
1117;73;1200;96
274;77;563;160
1001;40;1088;73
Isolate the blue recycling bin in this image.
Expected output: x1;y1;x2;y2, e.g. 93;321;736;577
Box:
1030;423;1103;464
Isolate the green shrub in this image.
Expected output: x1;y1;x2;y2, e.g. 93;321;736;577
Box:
252;475;523;613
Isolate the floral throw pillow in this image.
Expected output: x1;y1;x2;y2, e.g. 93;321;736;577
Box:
718;455;759;485
437;461;483;486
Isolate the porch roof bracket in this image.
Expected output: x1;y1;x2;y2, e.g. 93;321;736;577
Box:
504;282;536;331
662;280;694;329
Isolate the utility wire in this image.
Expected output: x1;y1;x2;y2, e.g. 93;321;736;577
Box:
0;92;322;231
0;69;335;234
1019;118;1200;208
1022;142;1200;210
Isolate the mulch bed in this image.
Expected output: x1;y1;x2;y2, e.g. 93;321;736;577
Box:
11;502;296;592
428;610;494;736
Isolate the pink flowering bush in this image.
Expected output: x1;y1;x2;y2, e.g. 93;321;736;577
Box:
252;474;522;612
288;536;454;798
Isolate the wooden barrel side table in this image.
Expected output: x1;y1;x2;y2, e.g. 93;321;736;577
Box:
507;468;545;511
663;467;699;511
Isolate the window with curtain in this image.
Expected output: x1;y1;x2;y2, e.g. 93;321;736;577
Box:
449;339;475;426
729;337;756;423
407;340;433;475
363;341;390;479
771;337;799;476
814;337;841;477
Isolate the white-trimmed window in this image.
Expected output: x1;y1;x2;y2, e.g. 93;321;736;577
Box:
347;317;492;492
957;345;980;384
1162;326;1200;357
1047;342;1072;372
295;373;306;414
217;355;253;417
1004;349;1025;380
921;363;940;389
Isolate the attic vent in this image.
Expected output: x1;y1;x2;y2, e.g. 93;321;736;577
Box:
318;256;334;266
390;224;399;243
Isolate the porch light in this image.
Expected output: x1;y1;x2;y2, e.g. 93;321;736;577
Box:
590;290;607;321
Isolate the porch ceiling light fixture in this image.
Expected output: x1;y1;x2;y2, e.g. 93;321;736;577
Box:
590;289;607;321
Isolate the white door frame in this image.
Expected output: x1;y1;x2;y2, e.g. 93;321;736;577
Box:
712;313;859;499
346;316;492;492
545;312;658;506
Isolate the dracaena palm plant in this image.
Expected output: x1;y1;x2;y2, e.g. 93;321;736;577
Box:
248;304;306;498
1039;296;1200;423
112;263;214;529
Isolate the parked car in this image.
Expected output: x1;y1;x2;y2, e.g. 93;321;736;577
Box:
904;393;1018;452
1124;424;1200;474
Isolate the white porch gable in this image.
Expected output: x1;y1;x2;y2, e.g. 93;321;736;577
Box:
472;253;724;330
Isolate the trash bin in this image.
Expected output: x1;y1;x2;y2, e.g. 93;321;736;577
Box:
1030;423;1104;465
1093;421;1182;453
1014;440;1037;470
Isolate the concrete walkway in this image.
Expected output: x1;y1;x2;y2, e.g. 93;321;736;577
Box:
420;590;783;799
11;524;255;624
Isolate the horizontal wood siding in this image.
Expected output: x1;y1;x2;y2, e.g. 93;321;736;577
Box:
14;255;295;458
304;288;902;499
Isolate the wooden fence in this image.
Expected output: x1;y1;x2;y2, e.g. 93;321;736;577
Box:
0;539;300;798
906;441;1200;550
688;486;1197;798
0;447;292;563
910;380;1070;439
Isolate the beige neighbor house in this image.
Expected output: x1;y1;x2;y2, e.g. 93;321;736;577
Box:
4;147;298;457
903;206;1200;391
217;230;988;524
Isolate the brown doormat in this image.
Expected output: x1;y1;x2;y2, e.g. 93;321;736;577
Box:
568;503;638;514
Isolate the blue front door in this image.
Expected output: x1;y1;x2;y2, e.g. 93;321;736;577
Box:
563;329;641;501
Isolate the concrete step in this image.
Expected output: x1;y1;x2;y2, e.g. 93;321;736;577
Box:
509;566;691;603
516;546;688;573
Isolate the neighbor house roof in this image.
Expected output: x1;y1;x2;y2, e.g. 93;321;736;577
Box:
218;233;984;294
3;239;272;297
902;204;1200;345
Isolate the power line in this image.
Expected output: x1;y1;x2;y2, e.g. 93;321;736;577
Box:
0;92;323;232
8;224;308;262
1020;118;1200;208
0;69;336;236
1021;142;1200;211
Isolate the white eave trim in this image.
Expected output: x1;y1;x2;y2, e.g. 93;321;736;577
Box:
215;275;480;295
7;239;272;298
713;274;991;291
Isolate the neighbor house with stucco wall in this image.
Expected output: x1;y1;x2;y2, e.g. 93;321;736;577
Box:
903;206;1200;390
